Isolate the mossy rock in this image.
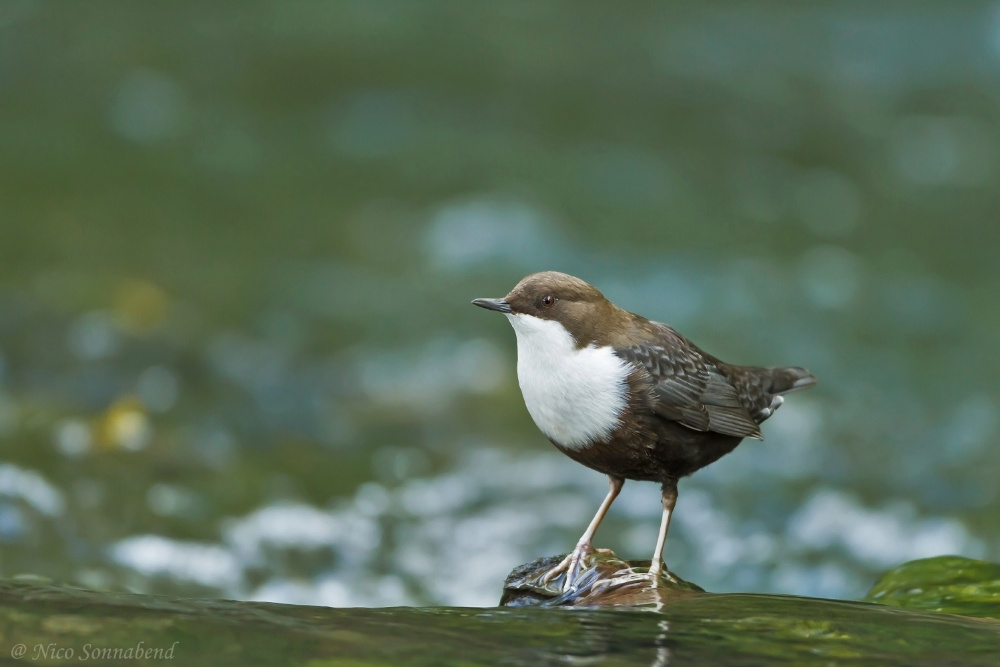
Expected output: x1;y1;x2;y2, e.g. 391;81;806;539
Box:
865;555;1000;619
1;568;1000;665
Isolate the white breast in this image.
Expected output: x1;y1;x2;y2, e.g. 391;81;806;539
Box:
505;313;630;450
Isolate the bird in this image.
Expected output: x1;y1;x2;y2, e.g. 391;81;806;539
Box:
472;271;816;591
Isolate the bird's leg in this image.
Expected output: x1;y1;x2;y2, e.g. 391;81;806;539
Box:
648;480;678;580
543;475;624;591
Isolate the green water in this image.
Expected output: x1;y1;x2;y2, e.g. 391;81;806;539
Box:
3;563;1000;667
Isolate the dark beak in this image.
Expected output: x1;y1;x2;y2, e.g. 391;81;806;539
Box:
472;298;512;314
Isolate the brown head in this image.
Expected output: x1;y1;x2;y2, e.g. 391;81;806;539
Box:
472;271;635;347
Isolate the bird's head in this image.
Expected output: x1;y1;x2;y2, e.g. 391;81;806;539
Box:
473;271;629;347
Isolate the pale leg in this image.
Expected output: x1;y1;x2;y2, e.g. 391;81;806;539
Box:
543;475;624;591
648;481;678;579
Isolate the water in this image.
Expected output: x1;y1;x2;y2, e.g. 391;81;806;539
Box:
3;577;999;666
0;1;998;614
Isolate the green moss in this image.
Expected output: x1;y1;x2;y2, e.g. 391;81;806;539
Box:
864;555;1000;619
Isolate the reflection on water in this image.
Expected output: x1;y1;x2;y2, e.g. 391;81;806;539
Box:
5;578;1000;666
0;3;998;609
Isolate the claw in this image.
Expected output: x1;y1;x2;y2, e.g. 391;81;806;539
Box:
542;544;591;591
542;476;625;593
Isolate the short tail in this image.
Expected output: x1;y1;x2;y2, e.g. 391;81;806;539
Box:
767;366;817;395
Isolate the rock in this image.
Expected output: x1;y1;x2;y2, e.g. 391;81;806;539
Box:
500;549;705;607
864;555;1000;620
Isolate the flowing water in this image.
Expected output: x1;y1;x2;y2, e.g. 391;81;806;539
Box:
3;575;1000;666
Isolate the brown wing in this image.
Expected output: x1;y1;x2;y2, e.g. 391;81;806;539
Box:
616;323;763;440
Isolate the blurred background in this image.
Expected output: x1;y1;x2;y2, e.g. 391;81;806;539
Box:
0;2;997;607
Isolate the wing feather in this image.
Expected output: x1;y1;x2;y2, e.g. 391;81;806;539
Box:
617;324;763;439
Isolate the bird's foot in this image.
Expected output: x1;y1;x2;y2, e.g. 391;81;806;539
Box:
542;543;610;591
647;561;681;586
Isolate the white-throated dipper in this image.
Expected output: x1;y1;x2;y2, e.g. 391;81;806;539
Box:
473;271;816;590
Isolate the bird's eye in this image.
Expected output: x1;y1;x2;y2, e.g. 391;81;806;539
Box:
541;295;555;308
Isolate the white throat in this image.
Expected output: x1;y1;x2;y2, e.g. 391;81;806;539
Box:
505;313;630;450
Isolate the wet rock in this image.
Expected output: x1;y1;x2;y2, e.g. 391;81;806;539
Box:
500;549;705;607
864;555;1000;620
2;576;1000;664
